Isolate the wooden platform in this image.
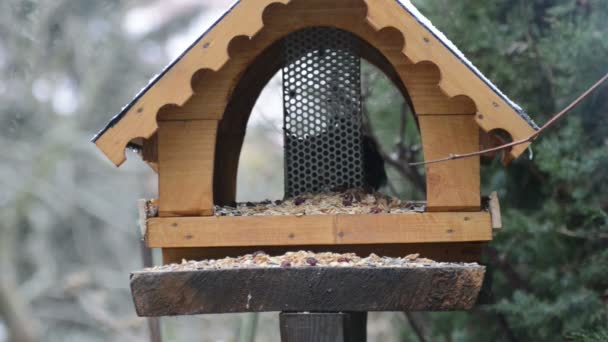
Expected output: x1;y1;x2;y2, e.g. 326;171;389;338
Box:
130;265;485;316
145;211;492;248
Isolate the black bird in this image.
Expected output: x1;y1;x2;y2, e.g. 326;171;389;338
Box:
362;134;387;191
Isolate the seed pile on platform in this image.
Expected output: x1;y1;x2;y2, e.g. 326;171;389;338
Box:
148;251;478;272
213;188;425;217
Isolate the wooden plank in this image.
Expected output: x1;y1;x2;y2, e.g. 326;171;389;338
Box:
160;242;485;265
130;265;485;316
280;313;367;342
95;0;535;166
158;120;218;216
337;213;487;244
146;212;492;248
419;115;480;211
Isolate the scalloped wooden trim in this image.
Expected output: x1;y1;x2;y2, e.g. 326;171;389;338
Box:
96;0;291;166
363;0;534;159
96;0;534;166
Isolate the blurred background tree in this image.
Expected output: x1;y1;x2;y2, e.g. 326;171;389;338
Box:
0;0;606;341
406;0;608;341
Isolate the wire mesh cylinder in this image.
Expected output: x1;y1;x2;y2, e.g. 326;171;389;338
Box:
283;28;364;197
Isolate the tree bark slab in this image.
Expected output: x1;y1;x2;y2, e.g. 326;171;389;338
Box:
131;266;485;316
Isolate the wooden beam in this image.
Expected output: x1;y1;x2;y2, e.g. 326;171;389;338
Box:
419;115;480;211
280;312;367;342
130;265;485;316
142;133;159;173
146;212;492;248
158;120;218;217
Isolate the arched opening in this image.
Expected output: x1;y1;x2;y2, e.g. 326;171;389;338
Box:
215;27;425;205
361;62;426;200
236;71;284;202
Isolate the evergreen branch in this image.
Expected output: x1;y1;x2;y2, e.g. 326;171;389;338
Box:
485;247;534;293
558;227;608;241
410;72;608;166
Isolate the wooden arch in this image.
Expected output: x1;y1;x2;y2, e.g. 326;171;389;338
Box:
213;27;418;207
96;0;536;168
155;0;483;217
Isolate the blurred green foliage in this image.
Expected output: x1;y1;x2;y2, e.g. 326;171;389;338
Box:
400;0;608;340
0;1;201;341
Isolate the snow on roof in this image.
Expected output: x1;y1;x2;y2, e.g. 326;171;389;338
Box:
396;0;538;128
92;0;241;142
93;0;537;143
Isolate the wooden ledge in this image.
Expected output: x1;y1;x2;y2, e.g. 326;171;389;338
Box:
145;212;492;248
131;265;485;316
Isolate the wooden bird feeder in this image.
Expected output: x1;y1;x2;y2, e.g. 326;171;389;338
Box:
94;0;536;338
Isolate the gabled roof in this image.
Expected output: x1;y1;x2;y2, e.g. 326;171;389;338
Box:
394;0;537;128
94;0;537;166
92;1;242;144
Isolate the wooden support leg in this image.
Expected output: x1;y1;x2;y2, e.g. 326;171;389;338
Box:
418;115;481;211
140;241;162;342
279;312;367;342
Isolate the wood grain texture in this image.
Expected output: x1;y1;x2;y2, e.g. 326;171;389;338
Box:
130;265;485;316
95;0;534;166
146;212;492;248
158;120;218;216
142;133;159;173
399;62;476;115
280;313;367;342
419;115;480;211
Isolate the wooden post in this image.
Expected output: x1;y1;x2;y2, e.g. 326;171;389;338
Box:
280;312;367;342
157;119;218;217
139;240;162;342
418;115;481;211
